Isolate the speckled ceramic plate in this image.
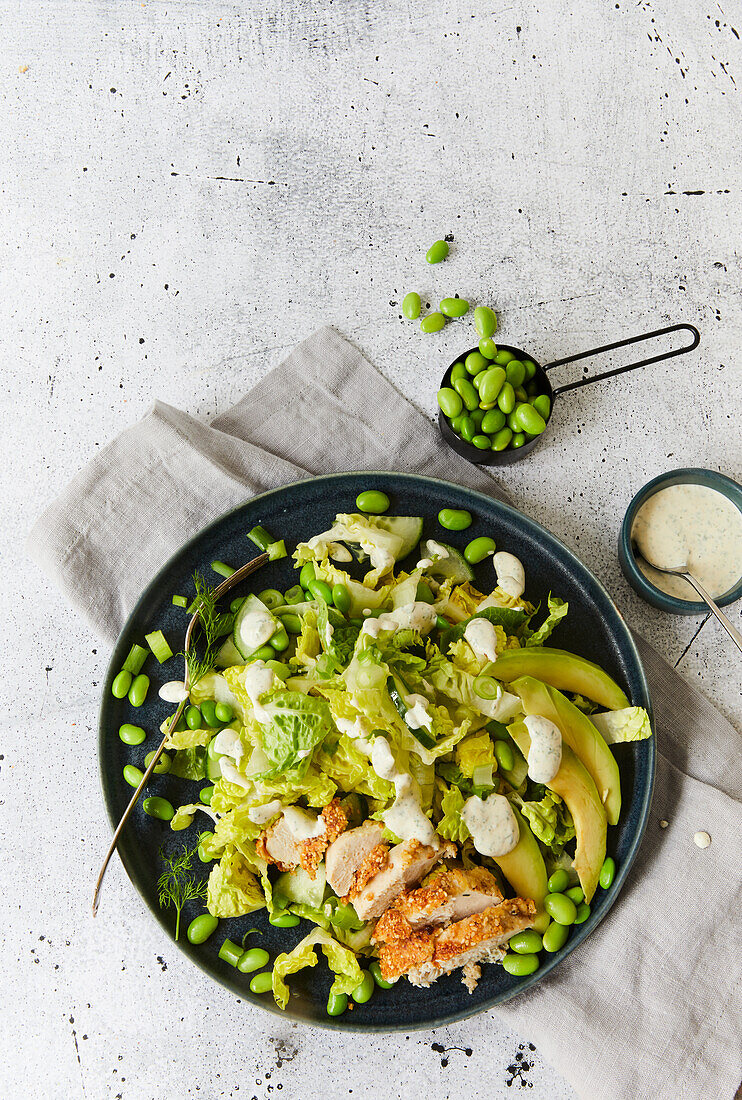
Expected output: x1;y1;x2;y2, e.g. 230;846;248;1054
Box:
99;472;655;1031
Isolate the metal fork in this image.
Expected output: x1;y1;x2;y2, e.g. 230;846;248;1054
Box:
637;550;742;655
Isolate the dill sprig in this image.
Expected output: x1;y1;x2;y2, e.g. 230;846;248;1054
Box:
157;844;208;940
182;572;233;687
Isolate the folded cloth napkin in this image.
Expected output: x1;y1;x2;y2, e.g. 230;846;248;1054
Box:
27;327;741;1100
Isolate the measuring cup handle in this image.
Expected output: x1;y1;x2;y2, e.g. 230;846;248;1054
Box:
543;323;700;396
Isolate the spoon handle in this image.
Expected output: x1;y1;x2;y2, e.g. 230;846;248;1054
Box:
682;572;742;655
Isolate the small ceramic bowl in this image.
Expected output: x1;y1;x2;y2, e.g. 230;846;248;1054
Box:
619;467;742;614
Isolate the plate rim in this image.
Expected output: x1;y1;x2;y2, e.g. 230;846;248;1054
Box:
99;470;655;1032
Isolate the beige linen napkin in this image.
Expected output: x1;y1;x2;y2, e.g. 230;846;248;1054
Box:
26;327;741;1100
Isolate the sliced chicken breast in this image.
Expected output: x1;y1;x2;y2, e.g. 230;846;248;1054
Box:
325;821;386;898
352;839;454;921
394;867;504;929
258;799;347;879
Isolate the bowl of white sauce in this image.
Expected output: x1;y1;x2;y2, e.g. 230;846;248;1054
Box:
619;468;742;614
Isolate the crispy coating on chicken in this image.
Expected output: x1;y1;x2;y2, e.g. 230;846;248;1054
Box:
259;799;348;879
394;866;504;928
344;843;390;901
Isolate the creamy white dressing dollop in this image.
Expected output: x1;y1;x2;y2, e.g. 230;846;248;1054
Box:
403;693;434;732
464;618;500;662
283;805;326;841
493;551;526;599
159;680;188;703
416;558;434;570
213;727;244;762
427;541;449;560
247;799;283;825
523;714;562;783
371;736;438;847
631;483;742;600
462;794;519;857
240;661;276;724
361;601;437;638
219;759;253;790
241;606;276;651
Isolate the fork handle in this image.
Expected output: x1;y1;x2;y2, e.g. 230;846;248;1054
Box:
681;573;742;655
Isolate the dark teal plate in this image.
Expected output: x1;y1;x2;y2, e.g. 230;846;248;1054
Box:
99;472;654;1031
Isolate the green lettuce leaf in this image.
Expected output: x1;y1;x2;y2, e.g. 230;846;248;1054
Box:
436;785;471;843
525;595;568;647
165;727;213;750
315;733;394;801
316;603;360;671
440;605;532;652
256;692;334;774
190;672;244;719
294;609;321;668
272;927;364;1010
590;707;652;744
206;849;266;917
516;789;575;850
170;746;207;780
455;730;496;779
294;513;406;587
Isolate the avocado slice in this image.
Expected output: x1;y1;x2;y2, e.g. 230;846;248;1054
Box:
492;807;550;932
488;647;630;711
511;676;621;826
509;722;607;902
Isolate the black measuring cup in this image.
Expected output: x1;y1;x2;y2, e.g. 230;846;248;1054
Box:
438;323;701;466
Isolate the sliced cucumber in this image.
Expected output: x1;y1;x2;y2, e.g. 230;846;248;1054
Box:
206;753;222;781
215;636;244;668
417;539;474;584
274;863;327;909
373;516;424;560
232;594;277;660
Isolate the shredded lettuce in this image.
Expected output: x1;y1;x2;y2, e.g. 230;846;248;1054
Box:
525;595;569;647
515;789;575;850
206;849;266;917
455;730;496;779
591;707;652;744
272;927;364;1009
436;785;470;843
254;692;334;775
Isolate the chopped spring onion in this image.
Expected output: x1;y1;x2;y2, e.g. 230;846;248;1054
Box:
145;629;174;664
473;674;500;700
266;539;287;561
247;525;287;560
472;764;494;788
172;594;188;609
122;643;148;675
211;560;236;578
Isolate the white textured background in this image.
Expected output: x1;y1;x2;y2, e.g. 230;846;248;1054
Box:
2;2;740;1098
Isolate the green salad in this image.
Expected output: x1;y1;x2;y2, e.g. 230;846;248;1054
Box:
123;497;652;1014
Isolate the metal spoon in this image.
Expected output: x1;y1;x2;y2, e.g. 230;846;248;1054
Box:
636;550;742;654
92;551;269;916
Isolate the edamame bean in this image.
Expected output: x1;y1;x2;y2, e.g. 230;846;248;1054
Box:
416;581;435;604
123;764;144;788
599;856;616;889
479;337;498;359
307;578;333;605
465;351;488;375
547;869;570;894
514;403;546;435
507;409;521;433
526;379;540;396
200;785;215;805
326;991;348;1016
200;700;218;727
218;938;243;967
565;886;584;904
237;947;270;974
514;385;528;402
511;433;526;449
426;239;449;264
471;434;491;450
369;960;394;989
532;394;551;420
119;723;146;746
435;614;449;630
439;297;469;317
402;292;421;319
453;377;479;411
474;305;497;338
188;914;219;944
280;612;302;634
284;584;305;605
478;367;506;406
198;831;214;861
450;362;467;384
269;911;300;928
331;583;351;613
251;644;275;662
299;562;316;589
421;312;446;333
574;902;591;925
505;360;526;388
502;952;539;976
185;705;202;730
438;508;472;531
214;702;233;724
545;893;578;925
508;930;543;954
481;408;506;434
143;796;174;821
145;750;171;774
542;921;570;952
250;971;274;994
450;414;466;434
464;536;496;564
257;588;283;610
128;674;149;708
471;371;484;391
491;427;513;451
269;626;290;651
356;489;390;514
494;349;515;365
523;359;537;381
112;670;133;699
437;387;463;418
497;382;515;415
471;407;484;426
230;596;245;614
352;970;376;1004
494;739;514;771
459;416;475;442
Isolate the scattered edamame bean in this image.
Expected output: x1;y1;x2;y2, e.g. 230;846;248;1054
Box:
507;409;521;433
514;403;546;435
542;920;570;953
123;764;144;788
450;362;467;384
143;796;174;821
250;971;274;994
421;312;446;334
185;705;202;730
599;856;616;889
497;382;515;415
532;394;551;420
326;991;348;1016
565;886;584;904
450;414;465;433
200;700;218;727
426;239;449;264
237;947;270;974
218;938;243;967
145;750;171;774
437;387;463;419
257;588;283;610
200;785;215;805
505;360;526;388
471;407;484;426
479;337;498;359
251;644;275;662
284;584;305;605
474;305;497;338
438;508;472;531
119;723;146;746
471;434;491;450
214;702;233;724
465;351;488;375
356;489;390;514
439;297;469;317
269;911;300;928
280;612;302;634
574;902;591;925
478;367;506;406
352;970;375;1004
494;739;514;771
545;892;578;925
547;869;570;894
307;578;333;605
197;831;214;861
481;408;506;434
402;292;421;319
464;536;496;564
112;670;133;699
269;626;290;651
453;377;479;411
331;583;351;613
502;952;540;977
299;562;316;589
187;914;219;945
508;930;543;954
128;674;150;708
491;427;513;451
369;960;394;989
230;596;245;614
